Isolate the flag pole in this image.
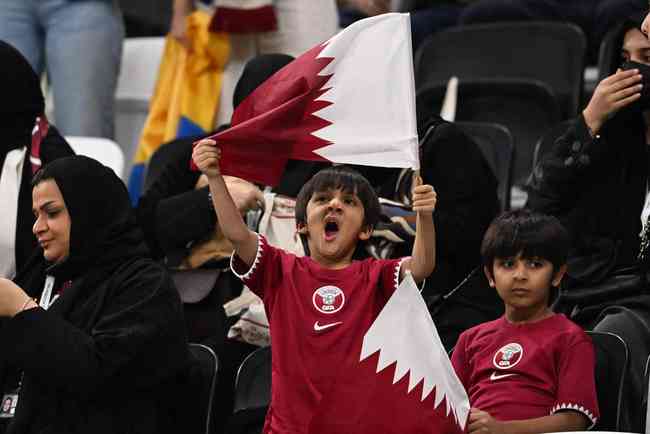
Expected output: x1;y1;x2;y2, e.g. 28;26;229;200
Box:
413;123;436;184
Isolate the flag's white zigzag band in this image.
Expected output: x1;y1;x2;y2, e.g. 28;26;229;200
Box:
360;273;470;429
299;13;420;170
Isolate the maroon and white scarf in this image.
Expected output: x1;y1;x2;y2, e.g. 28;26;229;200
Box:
209;0;277;34
0;115;49;278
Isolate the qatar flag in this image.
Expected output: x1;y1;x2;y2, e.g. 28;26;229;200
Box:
308;274;470;434
203;13;419;186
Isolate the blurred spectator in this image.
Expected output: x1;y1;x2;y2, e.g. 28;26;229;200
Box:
0;1;124;138
171;0;339;126
527;14;650;431
459;0;647;63
0;40;73;281
338;0;473;51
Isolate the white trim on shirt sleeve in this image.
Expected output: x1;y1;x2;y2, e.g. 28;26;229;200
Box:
550;402;597;429
230;233;265;281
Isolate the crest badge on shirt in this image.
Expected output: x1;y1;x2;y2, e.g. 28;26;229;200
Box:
0;393;18;418
312;285;345;314
493;342;524;369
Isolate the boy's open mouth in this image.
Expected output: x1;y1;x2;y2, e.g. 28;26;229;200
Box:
324;220;339;241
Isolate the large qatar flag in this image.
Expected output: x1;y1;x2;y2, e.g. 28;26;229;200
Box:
205;13;420;186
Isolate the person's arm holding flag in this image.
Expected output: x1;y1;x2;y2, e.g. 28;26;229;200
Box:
400;175;437;284
192;139;259;266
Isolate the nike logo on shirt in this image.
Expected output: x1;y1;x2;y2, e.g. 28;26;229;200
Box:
490;372;517;381
313;321;343;332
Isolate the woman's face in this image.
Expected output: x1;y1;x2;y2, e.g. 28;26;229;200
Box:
622;28;650;65
32;179;71;264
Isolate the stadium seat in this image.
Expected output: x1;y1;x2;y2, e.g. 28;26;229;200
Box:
66;136;125;179
640;356;650;434
414;21;586;119
586;330;629;431
455;122;514;211
158;342;219;434
115;37;165;178
416;78;560;185
228;346;271;434
187;343;219;434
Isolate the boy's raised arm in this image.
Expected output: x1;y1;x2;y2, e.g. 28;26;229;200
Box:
192;139;259;266
401;176;436;284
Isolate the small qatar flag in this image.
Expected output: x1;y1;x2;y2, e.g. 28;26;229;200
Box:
203;13;419;186
308;274;470;434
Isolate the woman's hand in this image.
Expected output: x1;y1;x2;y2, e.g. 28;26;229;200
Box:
583;68;642;136
224;176;264;213
411;175;437;215
468;408;506;434
0;278;35;317
192;139;221;179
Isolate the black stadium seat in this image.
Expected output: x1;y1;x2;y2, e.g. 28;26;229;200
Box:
414;21;586;119
456;121;514;211
586;330;629;431
228;346;272;434
417;78;560;185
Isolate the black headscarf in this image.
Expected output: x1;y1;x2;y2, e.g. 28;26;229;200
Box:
600;13;646;78
0;40;44;155
36;155;148;281
232;53;295;109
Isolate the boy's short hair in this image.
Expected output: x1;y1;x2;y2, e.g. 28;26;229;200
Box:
481;209;569;275
295;166;381;230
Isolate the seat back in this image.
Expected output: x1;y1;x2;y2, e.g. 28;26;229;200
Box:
417;78;560;185
640;356;650;434
414;22;586;119
455;122;514;211
187;343;219;434
66;136;125;179
233;346;272;413
228;346;271;434
115;37;166;178
586;331;629;431
116;37;165;102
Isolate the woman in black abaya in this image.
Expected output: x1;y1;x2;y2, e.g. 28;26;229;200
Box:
0;155;187;434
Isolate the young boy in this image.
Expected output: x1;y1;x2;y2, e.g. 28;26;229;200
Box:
193;139;437;434
451;209;599;434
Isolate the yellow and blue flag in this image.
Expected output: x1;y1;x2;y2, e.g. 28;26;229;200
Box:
128;10;230;202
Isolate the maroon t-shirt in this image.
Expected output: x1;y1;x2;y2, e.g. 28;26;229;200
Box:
451;314;599;427
231;234;404;434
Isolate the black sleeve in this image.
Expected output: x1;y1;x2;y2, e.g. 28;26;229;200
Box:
135;137;217;259
1;262;187;396
526;115;608;215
